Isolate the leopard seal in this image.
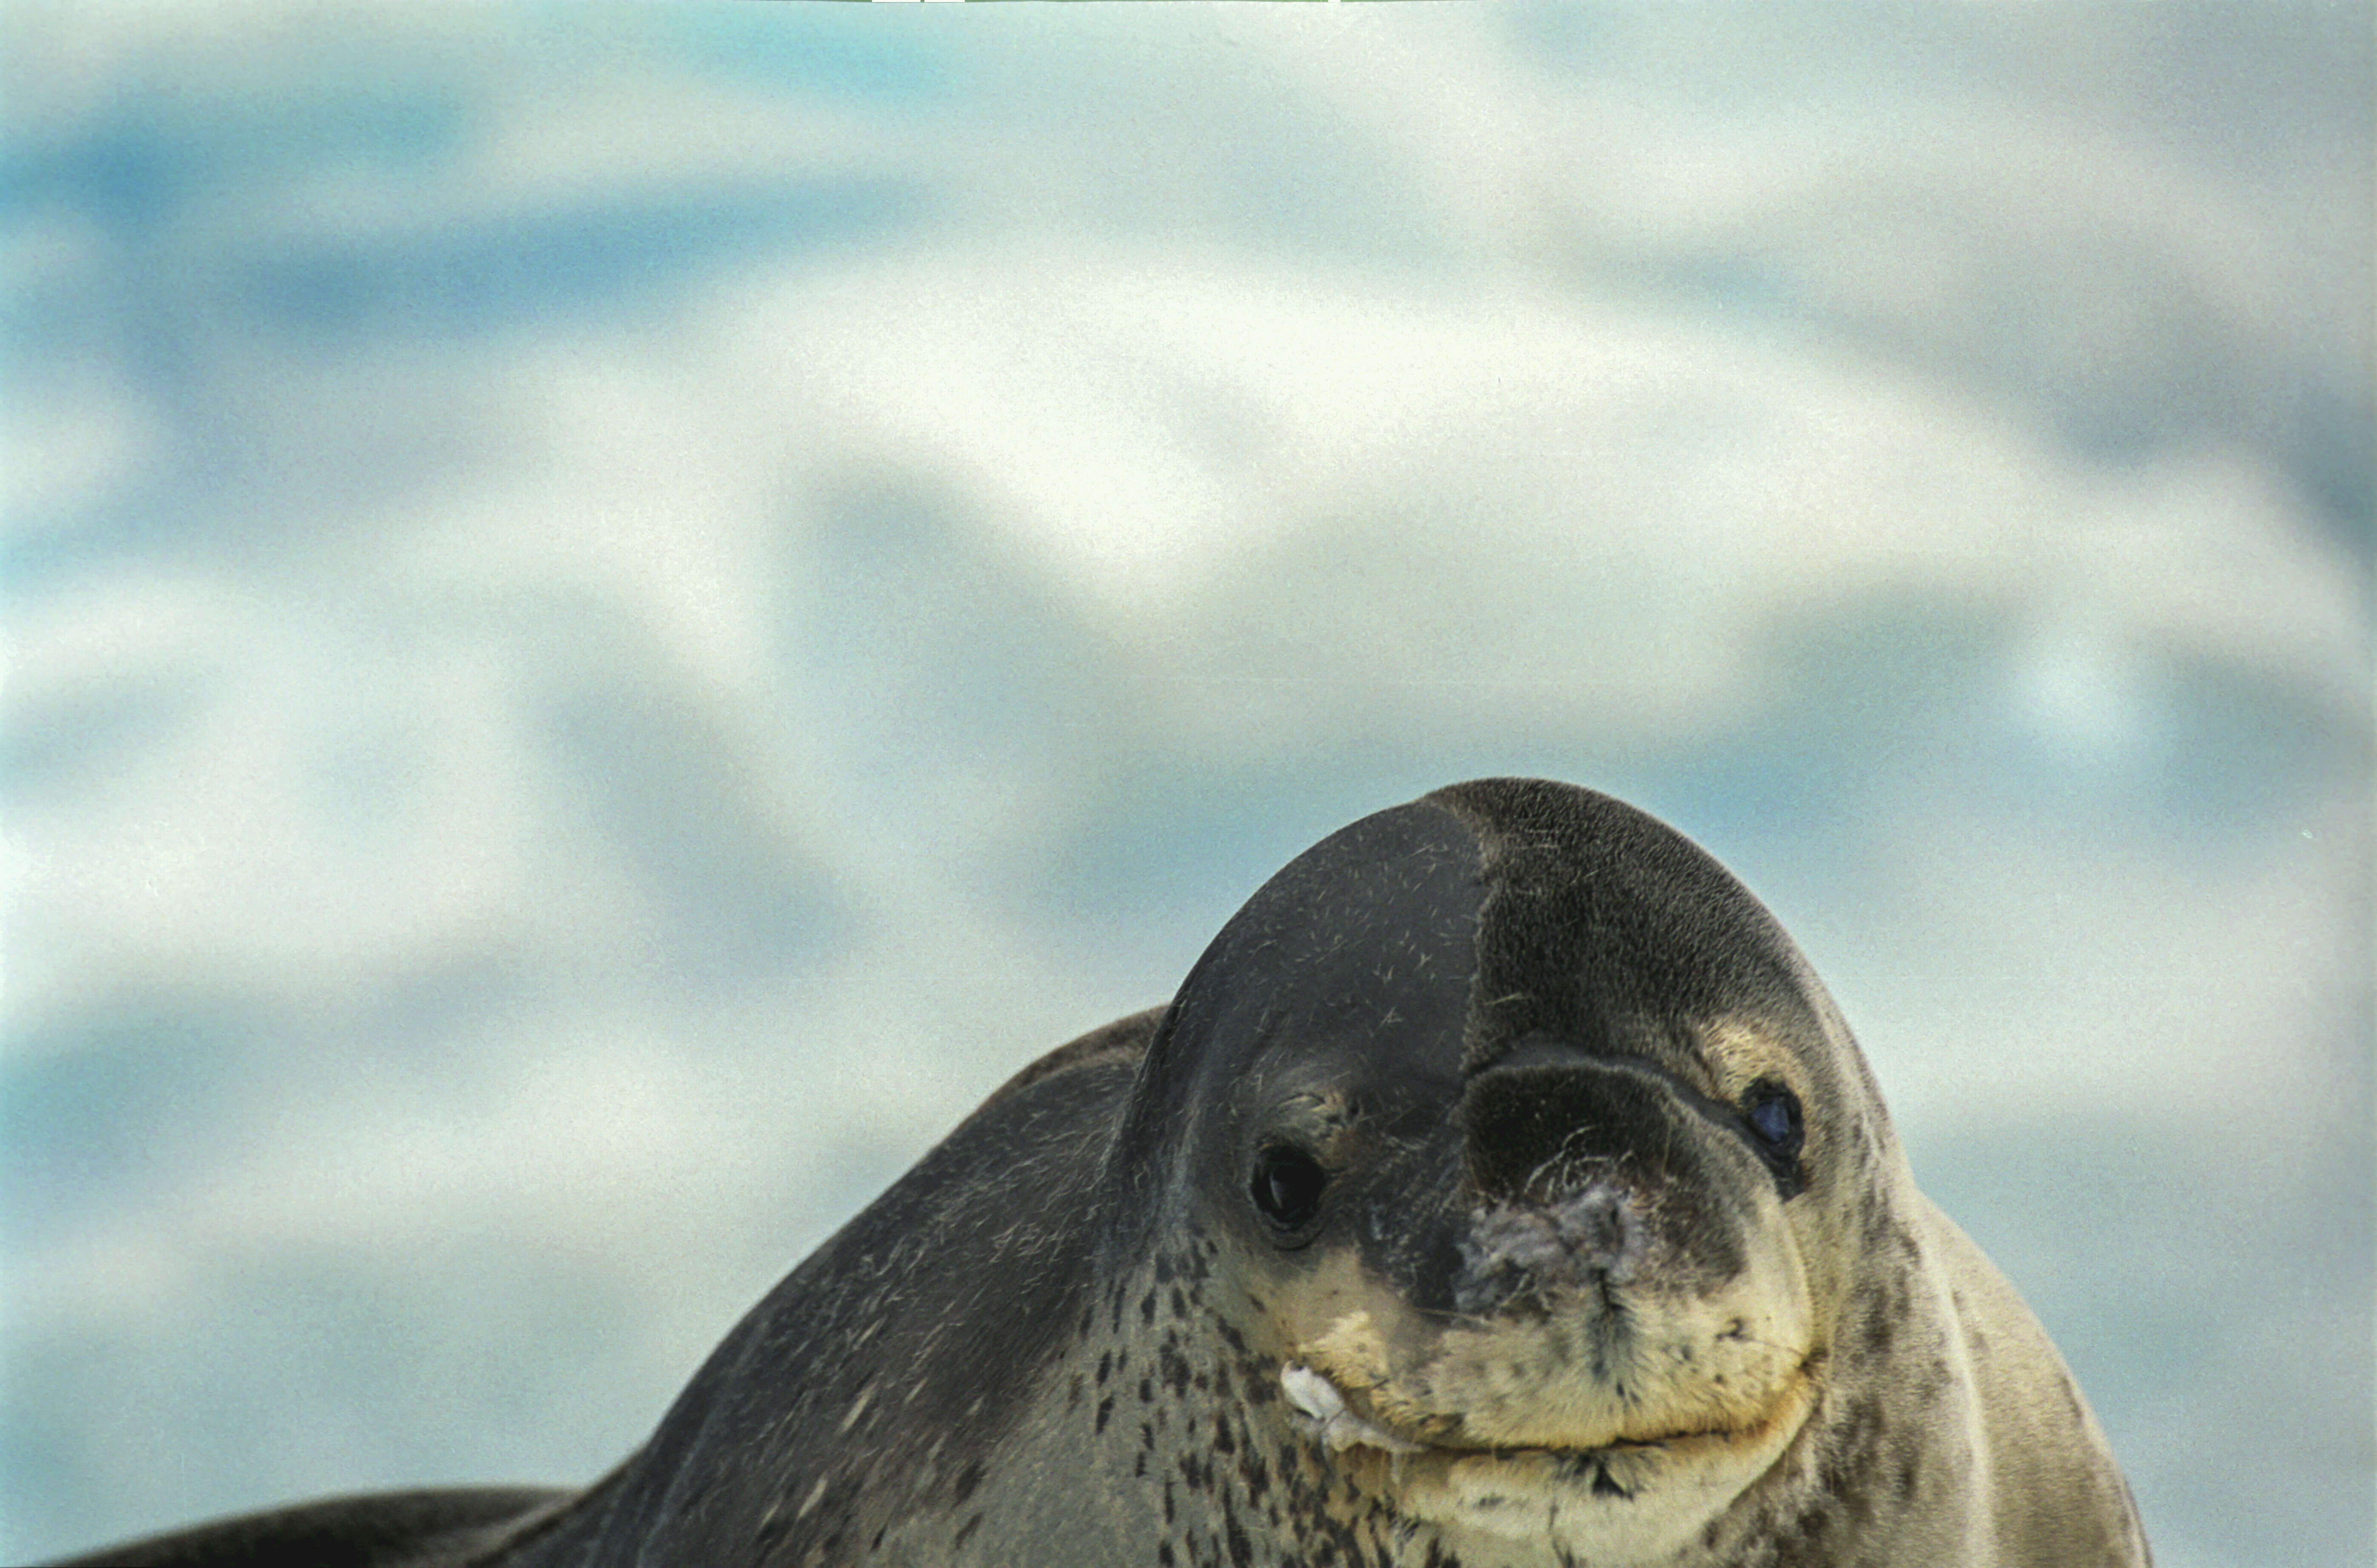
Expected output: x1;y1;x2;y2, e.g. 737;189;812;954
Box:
52;779;2149;1567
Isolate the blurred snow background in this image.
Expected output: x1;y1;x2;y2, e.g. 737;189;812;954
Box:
0;5;2367;1563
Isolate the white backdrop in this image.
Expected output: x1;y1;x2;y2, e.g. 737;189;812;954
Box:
2;6;2368;1563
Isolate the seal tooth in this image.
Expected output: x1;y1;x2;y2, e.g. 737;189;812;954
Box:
1280;1365;1426;1455
1280;1364;1344;1424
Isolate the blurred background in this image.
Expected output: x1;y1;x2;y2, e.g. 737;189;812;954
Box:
0;5;2367;1563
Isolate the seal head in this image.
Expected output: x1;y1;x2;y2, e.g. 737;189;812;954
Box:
1098;778;1886;1563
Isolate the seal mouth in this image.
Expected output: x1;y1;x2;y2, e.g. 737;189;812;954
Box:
1278;1360;1814;1465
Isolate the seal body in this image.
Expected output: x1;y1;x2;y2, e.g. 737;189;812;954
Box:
54;781;2151;1568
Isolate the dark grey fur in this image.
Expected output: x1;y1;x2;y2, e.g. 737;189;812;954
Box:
53;781;2151;1568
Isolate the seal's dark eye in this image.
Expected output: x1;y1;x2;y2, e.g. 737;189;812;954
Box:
1250;1145;1328;1230
1745;1084;1804;1166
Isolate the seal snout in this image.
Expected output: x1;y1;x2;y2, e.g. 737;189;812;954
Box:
1452;1037;1754;1308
